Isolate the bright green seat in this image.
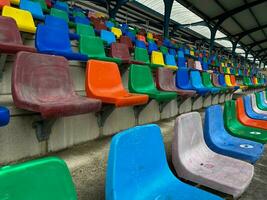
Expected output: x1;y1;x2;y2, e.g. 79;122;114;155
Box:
255;92;267;111
50;8;75;28
79;35;121;64
76;24;95;36
202;72;223;93
0;157;77;200
243;76;256;88
32;0;49;13
160;46;168;54
129;64;177;102
224;100;267;144
134;47;162;68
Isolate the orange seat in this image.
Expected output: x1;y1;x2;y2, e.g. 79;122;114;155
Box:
236;98;267;130
136;34;147;44
85;60;149;107
0;0;10;8
230;75;247;89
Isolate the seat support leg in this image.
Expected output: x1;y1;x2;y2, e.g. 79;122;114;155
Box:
0;54;7;81
158;101;170;113
133;100;151;125
32;118;57;142
95;105;115;127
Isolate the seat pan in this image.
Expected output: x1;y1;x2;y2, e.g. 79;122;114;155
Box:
40;50;88;61
91;56;122;65
0;42;36;54
138;89;177;102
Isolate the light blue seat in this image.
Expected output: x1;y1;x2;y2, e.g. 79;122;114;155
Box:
54;1;69;12
204;105;264;164
165;54;177;66
35;24;88;61
175;69;195;91
100;30;116;45
135;40;146;49
0;106;10;127
105;21;114;29
190;70;210;95
125;31;136;42
74;16;90;25
260;92;267;107
177;50;186;69
20;0;45;20
243;95;267;120
147;41;158;54
106;124;223;200
169;48;176;56
44;15;79;40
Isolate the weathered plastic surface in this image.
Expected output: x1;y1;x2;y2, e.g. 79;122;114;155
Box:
155;68;196;97
175;69;196;91
20;0;45;20
211;73;228;92
236;98;267;130
0;106;10;127
85;60;148;107
172;112;254;198
0;16;36;54
250;93;267;115
111;27;122;39
224;100;267;143
230;75;247;89
106;124;223;200
36;24;88;61
204;105;264;164
12;52;101;119
0;157;77;200
190;70;210;95
243;95;267;120
129;65;177;102
120;36;133;51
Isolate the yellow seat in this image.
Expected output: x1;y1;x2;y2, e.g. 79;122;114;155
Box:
10;0;19;5
221;62;225;67
190;49;194;56
147;32;153;39
226;67;231;74
225;75;233;87
151;51;177;70
111;27;122;39
165;65;178;70
2;6;36;33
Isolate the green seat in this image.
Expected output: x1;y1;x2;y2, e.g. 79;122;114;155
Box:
129;64;177;102
255;92;267;111
243;76;256;88
160;46;168;54
76;24;95;36
73;11;86;18
32;0;49;13
202;72;225;92
224;100;267;143
79;35;121;64
134;47;162;69
50;8;75;28
0;157;77;200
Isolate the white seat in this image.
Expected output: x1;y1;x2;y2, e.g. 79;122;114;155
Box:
250;94;267;115
172;112;254;198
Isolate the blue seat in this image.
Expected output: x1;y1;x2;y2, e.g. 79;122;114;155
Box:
105;21;114;29
147;41;158;54
184;48;190;56
125;31;136;42
120;23;129;34
175;69;195;90
106;124;223;200
165;54;177;66
35;24;88;61
218;74;228;88
204;105;264;164
190;70;210;95
243;95;267;120
100;30;116;45
74;16;90;25
44;15;79;40
177;50;186;69
0;106;10;127
135;40;146;49
169;48;176;56
20;0;45;20
54;1;69;12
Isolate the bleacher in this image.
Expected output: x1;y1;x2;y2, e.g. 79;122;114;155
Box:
0;0;267;199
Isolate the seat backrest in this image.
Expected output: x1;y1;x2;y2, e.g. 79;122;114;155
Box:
135;40;146;49
50;8;69;22
129;65;156;92
160;46;168;55
79;35;106;57
20;0;43;19
111;27;122;39
165;54;176;66
76;24;95;36
169;48;176;56
202;72;212;87
12;52;75;106
120;36;133;50
151;51;164;65
195;61;203;70
54;1;69;12
106;124;169;200
125;31;136;42
0;16;23;45
101;30;116;45
148;41;158;54
110;43;130;60
74;16;90;25
0;157;77;200
218;74;227;86
187;58;195;68
190;70;203;87
0;0;10;8
134;47;150;64
212;73;221;87
177;50;186;68
136;34;146;43
156;67;176;90
36;24;72;53
85;60;126;97
94;21;107;31
230;75;237;85
105;20;114;29
45;15;68;30
175;69;190;88
225;75;233;86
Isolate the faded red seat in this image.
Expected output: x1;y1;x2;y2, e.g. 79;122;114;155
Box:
0;16;36;54
120;36;133;51
156;68;196;97
12;52;102;119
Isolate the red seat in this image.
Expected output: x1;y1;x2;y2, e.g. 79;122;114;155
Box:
12;52;102;119
119;36;133;51
0;0;10;8
0;16;36;54
85;60;149;107
156;68;196;97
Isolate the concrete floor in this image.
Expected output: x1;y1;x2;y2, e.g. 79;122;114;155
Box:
53;116;267;200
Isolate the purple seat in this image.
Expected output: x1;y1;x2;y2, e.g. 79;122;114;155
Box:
12;52;102;119
0;16;36;54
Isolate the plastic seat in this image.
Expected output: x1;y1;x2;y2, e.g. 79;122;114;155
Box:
76;23;95;36
10;0;19;5
125;31;136;42
135;40;146;49
250;93;267;115
20;0;44;20
148;41;158;54
195;61;203;71
101;30;116;45
136;34;146;43
32;0;49;12
79;35;121;64
175;69;195;91
224;100;267;143
85;60;148;107
45;15;79;40
190;70;210;95
202;72;221;94
129;65;177;102
36;24;88;61
120;36;133;51
204;105;264;164
211;73;228;92
106;124;222;200
105;21;114;29
12;52;101;118
160;46;168;55
236;98;267;130
0;16;36;54
225;75;239;90
0;106;10;127
0;0;10;8
54;1;69;12
177;50;186;69
50;8;69;22
164;54;178;68
156;68;196;97
230;75;247;89
111;27;122;39
2;6;36;33
172;112;254;198
94;21;107;32
151;51;177;70
219;74;234;90
169;48;176;56
243;95;267;120
0;157;77;200
73;10;86;18
74;16;90;25
255;92;267;111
